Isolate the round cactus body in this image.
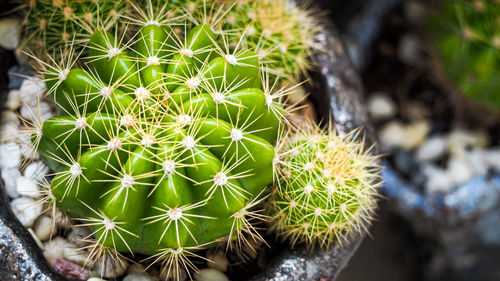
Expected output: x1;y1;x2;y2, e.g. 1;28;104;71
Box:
35;6;285;267
427;0;500;109
271;124;380;248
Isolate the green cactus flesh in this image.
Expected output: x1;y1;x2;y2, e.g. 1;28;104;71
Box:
427;0;500;109
36;20;284;256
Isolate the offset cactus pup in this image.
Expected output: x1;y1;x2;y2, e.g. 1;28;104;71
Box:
0;3;377;281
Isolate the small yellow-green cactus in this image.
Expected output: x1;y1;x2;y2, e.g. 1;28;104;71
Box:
271;122;380;248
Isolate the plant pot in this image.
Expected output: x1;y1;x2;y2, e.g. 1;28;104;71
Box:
0;6;376;281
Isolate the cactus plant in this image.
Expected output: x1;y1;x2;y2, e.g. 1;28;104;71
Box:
271;122;380;248
31;2;289;277
427;0;500;110
142;0;319;82
20;0;126;56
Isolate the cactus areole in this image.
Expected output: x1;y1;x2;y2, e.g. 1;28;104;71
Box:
36;16;284;258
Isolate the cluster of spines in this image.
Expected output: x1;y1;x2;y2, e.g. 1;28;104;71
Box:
271;122;380;249
427;0;500;109
19;0;126;57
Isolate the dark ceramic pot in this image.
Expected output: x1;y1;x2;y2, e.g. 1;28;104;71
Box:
0;6;375;281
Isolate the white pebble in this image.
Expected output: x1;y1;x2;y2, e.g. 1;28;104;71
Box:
93;254;128;278
206;251;229;272
54;209;72;228
1;110;20;126
20;101;54;123
447;129;489;157
24;161;49;181
19;77;46;106
397;33;423;65
124;272;155;281
68;226;93;247
16;176;41;198
367;92;397;120
194;269;229;281
0;18;22;50
416;135;447;162
483;148;500;172
379;121;430;150
19;132;39;160
379;121;406;149
44;237;73;266
447;156;473;186
34;215;56;241
0;142;21;169
1;167;21;198
6;89;21;110
465;149;488;177
64;245;91;266
28;228;44;250
10;196;42;227
423;164;454;193
88;278;107;281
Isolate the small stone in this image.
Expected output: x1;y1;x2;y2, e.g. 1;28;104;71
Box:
64;245;91;266
19;77;46;106
24;161;50;181
447;156;473;186
54;209;73;228
123;272;155;281
206;250;229;272
194;269;229;281
93;254;128;278
1;167;21;198
87;278;107;281
0;142;21;169
19;132;40;160
423;164;454;193
404;1;428;25
482;148;500;172
447;129;489;157
28;228;44;250
6;89;21;110
68;226;93;247
367;92;397;120
416;135;447;162
55;258;89;280
0;18;22;50
44;237;74;265
127;263;146;274
465;149;488;177
17;176;41;198
20;101;54;123
10;196;42;227
379;121;430;150
379;121;406;149
34;215;56;241
397;33;424;65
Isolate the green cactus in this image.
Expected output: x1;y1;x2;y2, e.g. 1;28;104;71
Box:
140;0;319;82
271;123;380;248
21;0;126;56
32;2;288;277
427;0;500;110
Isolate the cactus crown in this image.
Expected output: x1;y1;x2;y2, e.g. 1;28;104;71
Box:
271;122;380;249
427;0;500;109
32;1;291;277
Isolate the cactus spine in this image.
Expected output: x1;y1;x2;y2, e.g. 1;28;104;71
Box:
271;122;380;248
427;0;500;109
